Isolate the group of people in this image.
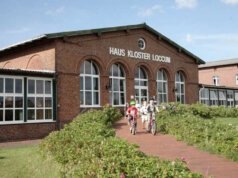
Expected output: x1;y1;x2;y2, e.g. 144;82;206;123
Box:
126;97;159;132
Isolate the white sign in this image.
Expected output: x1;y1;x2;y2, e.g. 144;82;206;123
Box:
109;47;171;63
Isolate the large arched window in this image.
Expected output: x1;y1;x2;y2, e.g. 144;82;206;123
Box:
109;63;126;106
157;69;168;105
80;60;100;106
135;66;148;104
175;71;185;104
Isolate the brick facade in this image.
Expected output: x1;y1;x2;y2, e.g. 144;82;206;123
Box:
199;65;238;88
0;25;202;141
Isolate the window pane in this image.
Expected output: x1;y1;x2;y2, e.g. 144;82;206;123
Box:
15;110;23;121
140;68;147;79
15;79;22;93
85;92;92;105
141;89;147;97
176;83;180;93
0;97;3;108
36;109;44;120
163;82;167;93
93;92;99;105
36;80;44;94
135;89;139;97
112;64;119;77
80;91;84;105
157;82;162;93
80;77;84;90
5;78;14;93
28;80;35;94
120;80;124;91
45;109;52;119
92;62;98;75
36;97;44;108
5;110;13;121
140;81;147;86
181;95;185;104
15;97;23;108
0;110;3;121
28;97;35;108
120;93;125;105
28;109;35;120
45;81;51;94
113;93;119;105
45;97;52;107
135;67;139;78
157;70;162;80
0;78;3;93
181;84;185;93
85;60;91;74
163;94;167;103
134;80;139;86
119;66;124;77
113;79;119;91
85;77;92;90
5;97;13;108
110;92;113;105
93;78;98;90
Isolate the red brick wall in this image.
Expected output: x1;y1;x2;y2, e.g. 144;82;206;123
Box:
55;29;199;125
0;42;55;71
199;65;238;88
0;123;57;142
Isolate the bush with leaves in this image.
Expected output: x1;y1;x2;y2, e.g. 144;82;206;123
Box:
157;104;238;162
40;106;202;178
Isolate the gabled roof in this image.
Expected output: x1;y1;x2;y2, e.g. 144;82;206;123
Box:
199;58;238;68
0;23;205;64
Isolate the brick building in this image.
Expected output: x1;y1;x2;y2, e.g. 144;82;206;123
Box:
0;23;204;141
199;58;238;107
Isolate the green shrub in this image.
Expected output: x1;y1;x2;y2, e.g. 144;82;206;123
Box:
40;106;202;178
157;104;238;162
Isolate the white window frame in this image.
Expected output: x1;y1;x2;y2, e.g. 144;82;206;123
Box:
109;63;126;107
227;90;234;107
218;90;227;106
0;75;24;124
199;88;209;105
157;69;168;105
175;71;185;104
236;74;238;85
27;77;53;123
213;76;219;86
209;89;218;106
80;60;100;108
134;67;148;104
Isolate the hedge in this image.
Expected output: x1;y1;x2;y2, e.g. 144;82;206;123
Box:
40;105;202;178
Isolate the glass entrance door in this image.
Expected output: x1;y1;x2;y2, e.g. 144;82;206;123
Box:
134;67;148;104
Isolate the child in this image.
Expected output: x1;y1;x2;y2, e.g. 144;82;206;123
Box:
127;101;138;132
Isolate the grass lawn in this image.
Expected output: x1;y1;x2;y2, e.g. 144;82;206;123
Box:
215;117;238;127
0;145;59;178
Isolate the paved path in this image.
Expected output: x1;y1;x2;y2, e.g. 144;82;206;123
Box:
115;118;238;178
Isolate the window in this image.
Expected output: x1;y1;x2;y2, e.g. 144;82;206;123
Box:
27;78;53;121
199;88;209;105
175;71;185;104
109;63;126;106
213;76;219;86
235;91;238;108
219;90;227;106
236;74;238;85
0;76;23;123
157;69;168;105
227;90;234;107
210;89;218;106
80;60;100;107
135;66;148;104
138;38;146;50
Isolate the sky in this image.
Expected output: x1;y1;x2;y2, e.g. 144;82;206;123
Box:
0;0;238;62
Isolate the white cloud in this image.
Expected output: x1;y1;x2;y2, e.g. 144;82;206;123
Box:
186;33;193;43
137;5;163;17
175;0;197;9
6;27;31;34
45;6;65;16
221;0;238;5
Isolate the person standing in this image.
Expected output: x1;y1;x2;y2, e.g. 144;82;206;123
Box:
140;100;148;129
